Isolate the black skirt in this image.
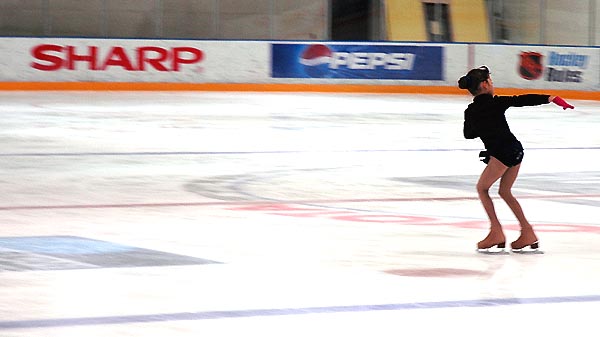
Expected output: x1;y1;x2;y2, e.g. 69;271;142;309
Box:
481;141;524;167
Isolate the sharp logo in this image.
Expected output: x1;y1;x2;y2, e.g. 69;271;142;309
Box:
31;44;204;72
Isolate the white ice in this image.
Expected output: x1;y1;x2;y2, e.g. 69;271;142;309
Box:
0;91;599;337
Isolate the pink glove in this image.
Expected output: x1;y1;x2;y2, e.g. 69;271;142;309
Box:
552;96;574;110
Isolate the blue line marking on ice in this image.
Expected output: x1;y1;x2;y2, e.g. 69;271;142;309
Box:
1;295;599;329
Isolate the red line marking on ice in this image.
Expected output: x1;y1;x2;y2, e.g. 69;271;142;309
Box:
2;196;599;232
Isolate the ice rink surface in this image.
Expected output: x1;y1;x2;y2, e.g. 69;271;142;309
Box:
0;91;599;336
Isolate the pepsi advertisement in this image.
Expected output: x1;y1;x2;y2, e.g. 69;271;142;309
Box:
271;43;443;80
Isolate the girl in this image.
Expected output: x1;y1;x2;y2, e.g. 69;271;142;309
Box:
458;66;573;252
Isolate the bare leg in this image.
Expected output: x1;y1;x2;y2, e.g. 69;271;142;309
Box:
498;164;538;249
476;157;508;249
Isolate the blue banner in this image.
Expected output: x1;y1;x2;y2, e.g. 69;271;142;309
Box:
271;44;443;80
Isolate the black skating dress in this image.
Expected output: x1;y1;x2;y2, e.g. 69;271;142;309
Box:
463;94;550;167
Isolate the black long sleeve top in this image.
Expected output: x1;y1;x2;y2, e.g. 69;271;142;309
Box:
463;94;550;151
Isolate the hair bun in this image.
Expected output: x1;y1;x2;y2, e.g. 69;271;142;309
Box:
458;75;471;89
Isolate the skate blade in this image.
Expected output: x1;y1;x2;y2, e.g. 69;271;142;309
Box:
511;242;543;254
511;248;544;254
477;248;509;255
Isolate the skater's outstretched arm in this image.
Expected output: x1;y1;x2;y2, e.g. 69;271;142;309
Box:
498;94;574;110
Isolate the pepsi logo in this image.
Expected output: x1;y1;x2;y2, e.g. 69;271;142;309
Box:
299;44;333;66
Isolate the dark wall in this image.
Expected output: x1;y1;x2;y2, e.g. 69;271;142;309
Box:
331;0;372;40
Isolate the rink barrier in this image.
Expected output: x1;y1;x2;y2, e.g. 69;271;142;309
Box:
1;38;599;99
1;81;599;100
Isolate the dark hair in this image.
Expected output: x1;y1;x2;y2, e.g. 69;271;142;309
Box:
458;66;490;95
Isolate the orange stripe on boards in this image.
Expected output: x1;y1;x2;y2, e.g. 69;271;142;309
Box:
0;82;598;100
0;82;464;94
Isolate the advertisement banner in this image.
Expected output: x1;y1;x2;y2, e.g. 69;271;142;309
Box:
0;38;596;92
473;45;600;91
272;43;444;80
0;38;270;83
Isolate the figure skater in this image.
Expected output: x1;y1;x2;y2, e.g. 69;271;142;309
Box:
458;66;574;252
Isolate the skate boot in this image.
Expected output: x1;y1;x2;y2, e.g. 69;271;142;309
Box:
511;231;542;254
477;231;507;254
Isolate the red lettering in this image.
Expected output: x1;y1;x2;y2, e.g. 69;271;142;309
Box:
137;47;169;71
172;47;203;71
102;46;134;71
31;44;64;71
30;44;203;72
226;203;600;234
66;46;98;70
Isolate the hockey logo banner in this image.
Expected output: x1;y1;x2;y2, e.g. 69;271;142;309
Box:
518;50;590;83
546;51;589;83
271;43;443;80
519;52;543;80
